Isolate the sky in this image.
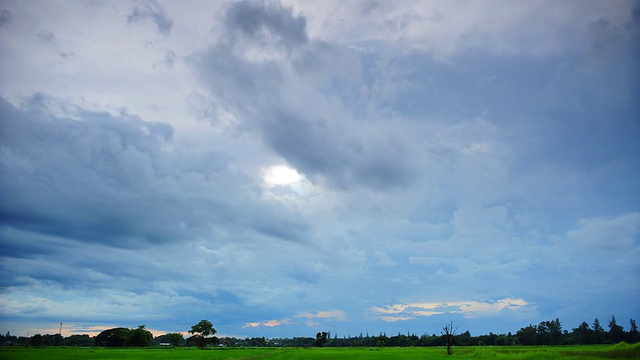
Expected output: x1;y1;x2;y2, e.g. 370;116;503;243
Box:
0;0;639;339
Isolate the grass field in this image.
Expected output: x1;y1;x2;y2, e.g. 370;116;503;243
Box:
0;343;638;359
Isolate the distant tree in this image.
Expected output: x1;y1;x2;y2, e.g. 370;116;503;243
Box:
455;330;473;346
517;325;537;345
30;334;43;347
375;333;388;347
53;334;63;346
593;318;604;344
628;319;639;344
495;333;515;346
536;321;550;345
536;318;562;345
388;333;411;347
42;333;63;346
572;321;594;344
188;320;218;349
314;332;328;347
95;327;132;347
63;334;94;346
130;325;153;347
441;321;458;355
168;332;184;347
608;315;625;343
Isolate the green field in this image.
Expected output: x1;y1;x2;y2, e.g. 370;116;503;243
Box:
1;343;638;359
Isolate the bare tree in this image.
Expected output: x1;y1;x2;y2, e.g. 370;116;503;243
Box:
441;321;459;355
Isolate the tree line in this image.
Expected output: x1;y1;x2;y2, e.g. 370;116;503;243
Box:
0;321;214;348
1;315;637;348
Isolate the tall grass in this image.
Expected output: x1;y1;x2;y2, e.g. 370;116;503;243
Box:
0;343;638;359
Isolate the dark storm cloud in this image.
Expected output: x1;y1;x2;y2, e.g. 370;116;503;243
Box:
0;95;184;248
127;0;173;36
0;94;315;251
263;111;411;190
0;97;215;250
0;8;10;27
193;43;284;109
190;1;309;109
225;0;308;50
193;1;413;191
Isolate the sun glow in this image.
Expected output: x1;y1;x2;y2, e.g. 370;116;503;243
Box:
263;165;303;186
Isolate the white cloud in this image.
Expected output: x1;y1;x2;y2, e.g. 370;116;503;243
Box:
297;310;348;322
371;298;529;321
243;318;292;328
242;309;347;329
369;304;409;315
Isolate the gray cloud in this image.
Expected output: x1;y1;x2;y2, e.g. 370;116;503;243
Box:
127;0;173;36
0;95;178;247
193;43;284;109
193;1;413;191
0;92;326;331
262;110;412;190
192;1;638;198
1;0;638;339
37;30;54;42
225;0;308;50
0;9;10;28
588;4;640;58
0;93;316;251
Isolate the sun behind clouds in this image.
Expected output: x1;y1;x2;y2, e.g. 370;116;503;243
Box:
263;165;303;186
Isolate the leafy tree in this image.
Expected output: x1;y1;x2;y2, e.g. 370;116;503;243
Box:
130;325;153;347
549;318;562;345
37;333;63;346
572;321;594;344
44;333;63;346
536;318;562;345
608;315;625;343
314;331;328;347
494;333;515;346
375;333;388;347
63;334;94;346
30;334;43;347
95;327;132;347
388;333;412;347
455;330;473;346
188;320;218;349
168;332;184;347
628;319;639;343
536;321;550;345
593;318;604;344
0;331;19;345
517;325;537;345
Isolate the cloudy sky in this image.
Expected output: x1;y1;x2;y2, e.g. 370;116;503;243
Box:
1;0;638;339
